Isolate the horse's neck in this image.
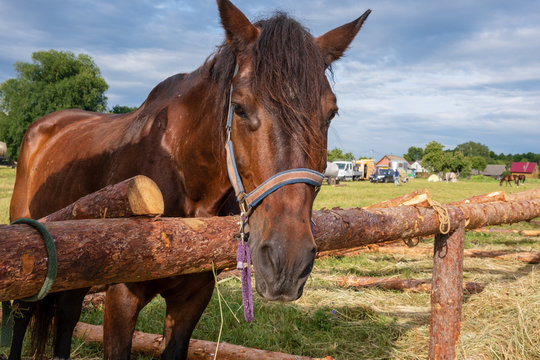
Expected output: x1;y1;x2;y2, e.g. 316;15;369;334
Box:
164;73;232;216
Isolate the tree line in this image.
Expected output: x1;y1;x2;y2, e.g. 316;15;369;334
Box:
0;50;137;159
328;140;539;177
404;141;540;175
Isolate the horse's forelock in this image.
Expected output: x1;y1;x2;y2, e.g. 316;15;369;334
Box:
207;12;328;162
252;13;327;158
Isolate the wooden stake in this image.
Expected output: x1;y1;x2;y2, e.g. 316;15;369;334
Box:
429;220;465;360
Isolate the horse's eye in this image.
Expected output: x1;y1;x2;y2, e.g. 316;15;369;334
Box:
233;104;248;119
325;110;338;127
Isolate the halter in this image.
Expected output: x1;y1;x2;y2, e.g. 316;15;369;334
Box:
224;64;324;322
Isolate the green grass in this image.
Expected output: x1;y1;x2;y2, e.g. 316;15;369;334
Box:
0;167;16;224
314;177;540;209
1;167;539;359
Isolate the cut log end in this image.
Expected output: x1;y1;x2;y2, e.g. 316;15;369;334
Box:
128;175;164;215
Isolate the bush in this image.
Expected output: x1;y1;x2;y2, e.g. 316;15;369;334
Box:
468;175;496;182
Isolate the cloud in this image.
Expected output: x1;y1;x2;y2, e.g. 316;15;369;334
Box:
1;0;539;157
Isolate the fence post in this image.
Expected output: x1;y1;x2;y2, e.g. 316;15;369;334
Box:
429;219;465;360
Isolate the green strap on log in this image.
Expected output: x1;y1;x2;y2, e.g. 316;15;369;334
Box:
1;218;57;347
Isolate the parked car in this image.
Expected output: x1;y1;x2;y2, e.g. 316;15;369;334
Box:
369;168;395;183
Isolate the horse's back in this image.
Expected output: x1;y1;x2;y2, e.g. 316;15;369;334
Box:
11;72;193;220
10;109;133;220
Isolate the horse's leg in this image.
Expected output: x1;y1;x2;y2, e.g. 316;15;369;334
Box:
160;272;215;360
52;288;90;360
103;283;156;360
7;301;35;360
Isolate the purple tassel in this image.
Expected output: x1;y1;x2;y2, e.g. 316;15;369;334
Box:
236;240;254;322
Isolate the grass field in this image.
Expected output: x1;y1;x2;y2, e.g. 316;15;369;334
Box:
1;166;539;359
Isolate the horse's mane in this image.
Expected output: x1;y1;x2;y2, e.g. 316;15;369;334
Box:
205;12;328;159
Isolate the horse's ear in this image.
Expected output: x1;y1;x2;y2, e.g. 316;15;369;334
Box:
314;10;371;67
217;0;259;54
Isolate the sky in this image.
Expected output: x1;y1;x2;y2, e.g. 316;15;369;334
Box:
1;0;539;159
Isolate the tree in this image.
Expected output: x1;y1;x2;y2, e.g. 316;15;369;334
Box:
469;156;487;172
110;105;138;114
327;148;355;162
421;141;445;172
454;141;490;159
403;146;424;162
0;50;108;158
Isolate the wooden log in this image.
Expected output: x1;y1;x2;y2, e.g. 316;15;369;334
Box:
472;228;540;236
364;189;431;209
471;228;519;234
520;229;540;236
73;322;333;360
2;198;540;302
449;190;507;205
365;244;540;264
41;175;164;221
336;276;484;294
429;221;465;360
507;187;540;201
463;249;540;263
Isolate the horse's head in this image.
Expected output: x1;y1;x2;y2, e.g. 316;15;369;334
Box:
217;0;370;301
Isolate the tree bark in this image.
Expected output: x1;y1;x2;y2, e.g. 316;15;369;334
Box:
73;322;333;360
41;175;164;221
1;198;540;302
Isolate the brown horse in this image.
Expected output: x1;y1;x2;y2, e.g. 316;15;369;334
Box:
499;174;518;187
7;1;370;359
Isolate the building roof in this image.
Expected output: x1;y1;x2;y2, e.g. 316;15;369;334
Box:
377;154;407;164
482;164;506;176
510;162;538;173
386;155;407;162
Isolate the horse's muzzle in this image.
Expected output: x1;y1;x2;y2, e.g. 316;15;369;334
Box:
251;232;316;301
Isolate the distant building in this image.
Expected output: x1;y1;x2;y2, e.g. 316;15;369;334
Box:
510;162;539;179
408;161;426;173
376;155;408;171
472;164;506;179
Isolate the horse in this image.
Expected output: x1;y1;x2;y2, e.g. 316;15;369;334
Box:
445;172;457;183
516;174;526;185
499;174;518;187
6;1;371;359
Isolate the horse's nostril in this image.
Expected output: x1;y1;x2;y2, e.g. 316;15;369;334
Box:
261;244;277;273
299;257;314;279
